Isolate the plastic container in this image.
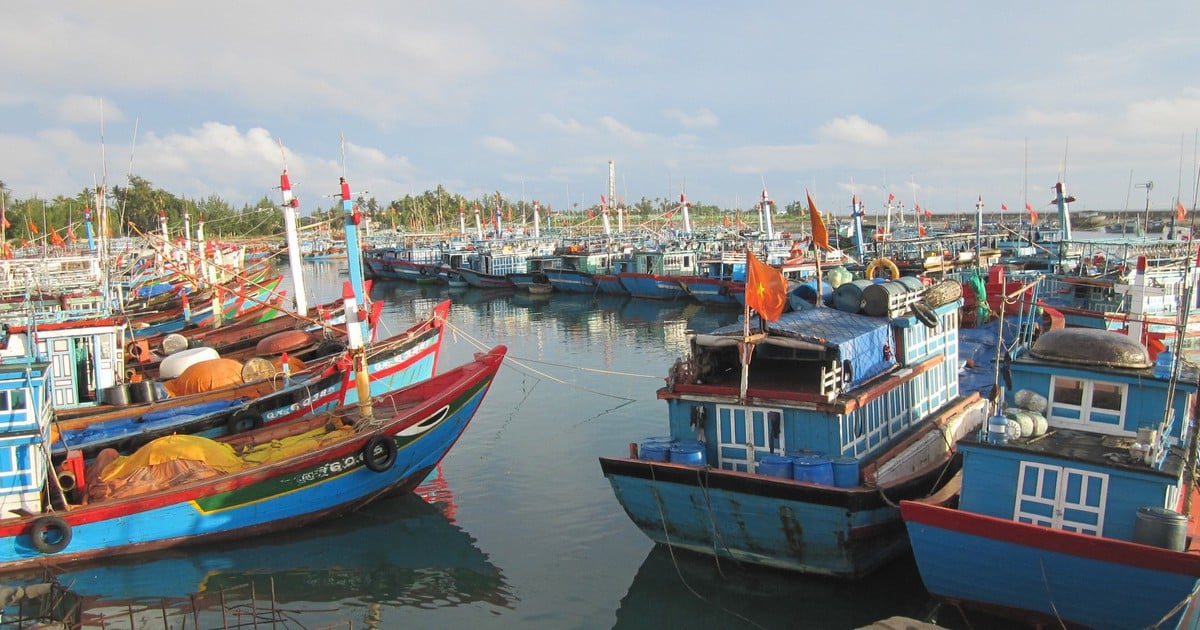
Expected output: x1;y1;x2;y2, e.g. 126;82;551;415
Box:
127;380;158;404
1154;350;1175;380
668;440;706;466
1133;506;1187;551
987;414;1009;445
833;279;873;313
757;455;793;479
792;454;835;485
832;457;860;488
794;281;832;305
99;384;130;406
159;346;220;380
862;281;909;316
638;440;670;462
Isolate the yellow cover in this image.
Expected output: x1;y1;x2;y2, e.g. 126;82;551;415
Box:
100;434;245;481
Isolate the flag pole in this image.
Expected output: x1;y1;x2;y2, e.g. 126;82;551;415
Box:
813;234;824;308
740;245;752;401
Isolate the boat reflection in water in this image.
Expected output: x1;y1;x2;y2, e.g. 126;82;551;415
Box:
40;468;513;624
614;546;932;629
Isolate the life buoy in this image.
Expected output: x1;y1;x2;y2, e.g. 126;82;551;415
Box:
363;435;397;472
126;341;149;362
30;515;71;554
227;409;264;434
865;257;900;280
911;302;939;328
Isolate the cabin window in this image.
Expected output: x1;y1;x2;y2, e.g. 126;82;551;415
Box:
1048;375;1126;429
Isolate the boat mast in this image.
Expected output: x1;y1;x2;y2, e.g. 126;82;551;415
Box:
277;157;308;316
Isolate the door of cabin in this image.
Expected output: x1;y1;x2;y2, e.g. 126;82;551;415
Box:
1014;461;1108;535
715;404;786;473
47;336;82;408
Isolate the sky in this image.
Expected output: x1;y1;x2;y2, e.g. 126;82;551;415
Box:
2;2;1200;220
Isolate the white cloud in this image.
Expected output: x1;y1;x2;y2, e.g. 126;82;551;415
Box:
480;136;519;155
817;116;890;147
54;95;124;125
665;108;719;129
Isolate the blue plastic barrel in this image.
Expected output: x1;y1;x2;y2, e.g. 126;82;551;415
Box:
639;440;671;462
987;414;1009;445
795;280;832;304
757;454;793;479
793;454;835;485
833;279;873;313
669;440;706;466
831;457;860;488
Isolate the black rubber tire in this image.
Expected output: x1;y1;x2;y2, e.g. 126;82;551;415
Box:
911;302;939;329
30;516;72;554
363;435;398;473
227;410;264;434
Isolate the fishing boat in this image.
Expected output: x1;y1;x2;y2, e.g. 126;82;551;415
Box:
599;254;989;577
50;300;449;460
902;285;1200;628
616;248;699;300
0;342;505;574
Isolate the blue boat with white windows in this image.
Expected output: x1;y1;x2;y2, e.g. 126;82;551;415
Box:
903;258;1200;629
600;278;989;578
616;249;699;300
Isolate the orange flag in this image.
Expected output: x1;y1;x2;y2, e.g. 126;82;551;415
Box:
1178;201;1188;221
807;191;831;251
26;218;38;235
746;250;787;322
50;228;65;247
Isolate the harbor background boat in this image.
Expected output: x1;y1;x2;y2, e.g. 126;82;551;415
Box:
15;257;1094;628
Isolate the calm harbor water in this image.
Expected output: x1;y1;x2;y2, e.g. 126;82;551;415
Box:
47;261;1038;629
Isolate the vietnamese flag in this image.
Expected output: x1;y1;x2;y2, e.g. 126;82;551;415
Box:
1178;201;1188;221
746;250;787;322
807;190;831;251
1001;204;1008;211
887;193;895;204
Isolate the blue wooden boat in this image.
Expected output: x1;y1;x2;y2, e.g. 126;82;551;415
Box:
678;254;744;305
616;249;698;300
902;301;1200;627
600;279;989;577
0;341;505;574
363;245;443;283
544;250;614;294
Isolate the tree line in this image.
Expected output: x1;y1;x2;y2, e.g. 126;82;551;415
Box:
0;175;801;244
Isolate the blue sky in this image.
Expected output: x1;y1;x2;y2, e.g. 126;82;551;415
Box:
3;2;1200;219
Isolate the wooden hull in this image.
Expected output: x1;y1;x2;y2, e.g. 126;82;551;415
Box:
678;276;740;305
0;346;505;574
902;500;1200;630
617;272;688;300
455;268;514;289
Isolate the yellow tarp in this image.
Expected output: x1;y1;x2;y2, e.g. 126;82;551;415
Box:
100;434;245;481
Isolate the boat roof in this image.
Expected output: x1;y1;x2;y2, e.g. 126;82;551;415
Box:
962;428;1185;480
702;307;889;349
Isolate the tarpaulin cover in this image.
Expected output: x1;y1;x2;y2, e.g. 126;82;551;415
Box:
163;358;244;397
703;308;895;389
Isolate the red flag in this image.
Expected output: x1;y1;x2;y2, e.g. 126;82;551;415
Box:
50;227;65;247
922;206;933;219
919;225;927;236
26;218;38;235
746;250;787;322
1025;202;1033;211
1001;204;1008;211
1028;202;1039;223
1178;201;1188;221
807;191;831;251
887;193;895;204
